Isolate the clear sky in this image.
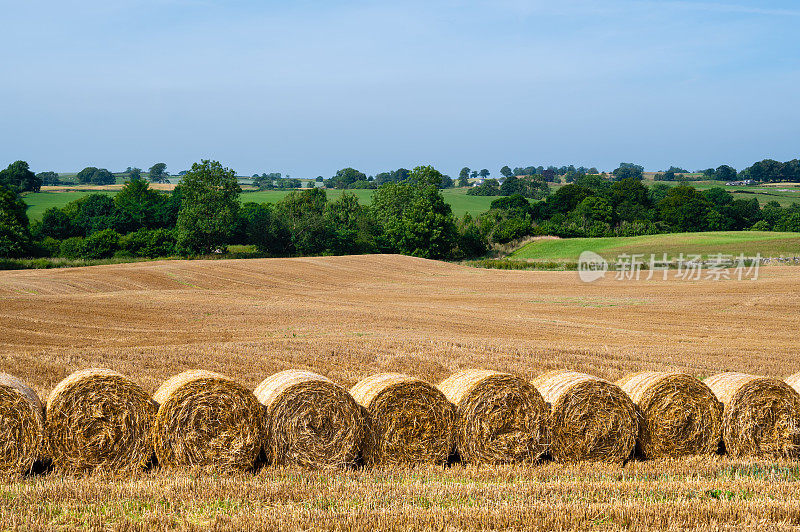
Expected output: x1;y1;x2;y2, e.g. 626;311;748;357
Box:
1;0;798;177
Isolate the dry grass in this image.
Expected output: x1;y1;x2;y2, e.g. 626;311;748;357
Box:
2;254;800;528
3;459;800;530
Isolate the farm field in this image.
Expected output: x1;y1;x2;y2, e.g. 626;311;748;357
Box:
643;179;800;207
22;191;118;221
2;255;800;529
242;188;499;218
511;231;800;262
217;187;498;219
22;187;498;222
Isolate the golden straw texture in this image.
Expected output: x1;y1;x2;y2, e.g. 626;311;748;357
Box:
617;372;722;458
0;373;43;476
532;370;637;463
705;372;800;458
350;373;455;466
438;369;549;464
45;368;156;473
255;370;364;468
153;370;264;471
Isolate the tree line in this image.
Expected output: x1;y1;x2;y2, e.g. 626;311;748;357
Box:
0;162;483;261
3;157;800;263
0;162;174;190
475;176;800;245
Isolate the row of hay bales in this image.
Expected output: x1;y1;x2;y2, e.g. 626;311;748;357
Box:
2;368;800;474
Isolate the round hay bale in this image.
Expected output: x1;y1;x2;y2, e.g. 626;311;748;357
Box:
705;372;800;458
153;370;264;471
438;369;549;464
532;370;637;462
350;373;455;466
0;373;43;476
255;370;365;468
617;371;722;458
45;368;156;473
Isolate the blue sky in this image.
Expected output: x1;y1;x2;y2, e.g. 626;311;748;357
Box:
1;0;798;177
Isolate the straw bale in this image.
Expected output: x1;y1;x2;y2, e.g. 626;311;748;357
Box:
438;369;548;464
46;368;155;472
350;373;455;466
0;373;43;475
617;371;722;458
705;372;800;457
255;370;364;468
532;370;637;462
153;370;264;470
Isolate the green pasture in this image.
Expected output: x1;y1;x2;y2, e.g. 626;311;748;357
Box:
510;231;800;261
23;187;498;221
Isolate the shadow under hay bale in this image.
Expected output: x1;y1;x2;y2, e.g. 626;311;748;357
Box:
350;373;455;467
153;370;264;471
705;372;800;458
0;373;44;476
438;369;549;464
532;370;638;463
617;371;723;459
255;369;365;469
45;369;155;473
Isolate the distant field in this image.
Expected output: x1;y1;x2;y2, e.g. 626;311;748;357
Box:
511;231;800;261
648;180;800;206
23;191;118;221
24;187;498;221
243;188;498;218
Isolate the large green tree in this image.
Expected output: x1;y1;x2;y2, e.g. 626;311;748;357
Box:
328;167;367;189
149;163;169;184
37;171;60;186
274;187;330;255
714;165;737;182
610;178;650;209
324;192;378;254
76;167;115;185
0;161;41;192
458;167;470;187
371;165;457;258
499;175;550;199
238;202;291;255
612;162;644;181
0;184;31;257
657;184;712;232
175;160;241;255
114;179;166;233
38;207;75;240
69;194;118;235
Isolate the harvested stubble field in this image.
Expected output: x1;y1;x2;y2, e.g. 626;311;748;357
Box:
2;255;800;530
